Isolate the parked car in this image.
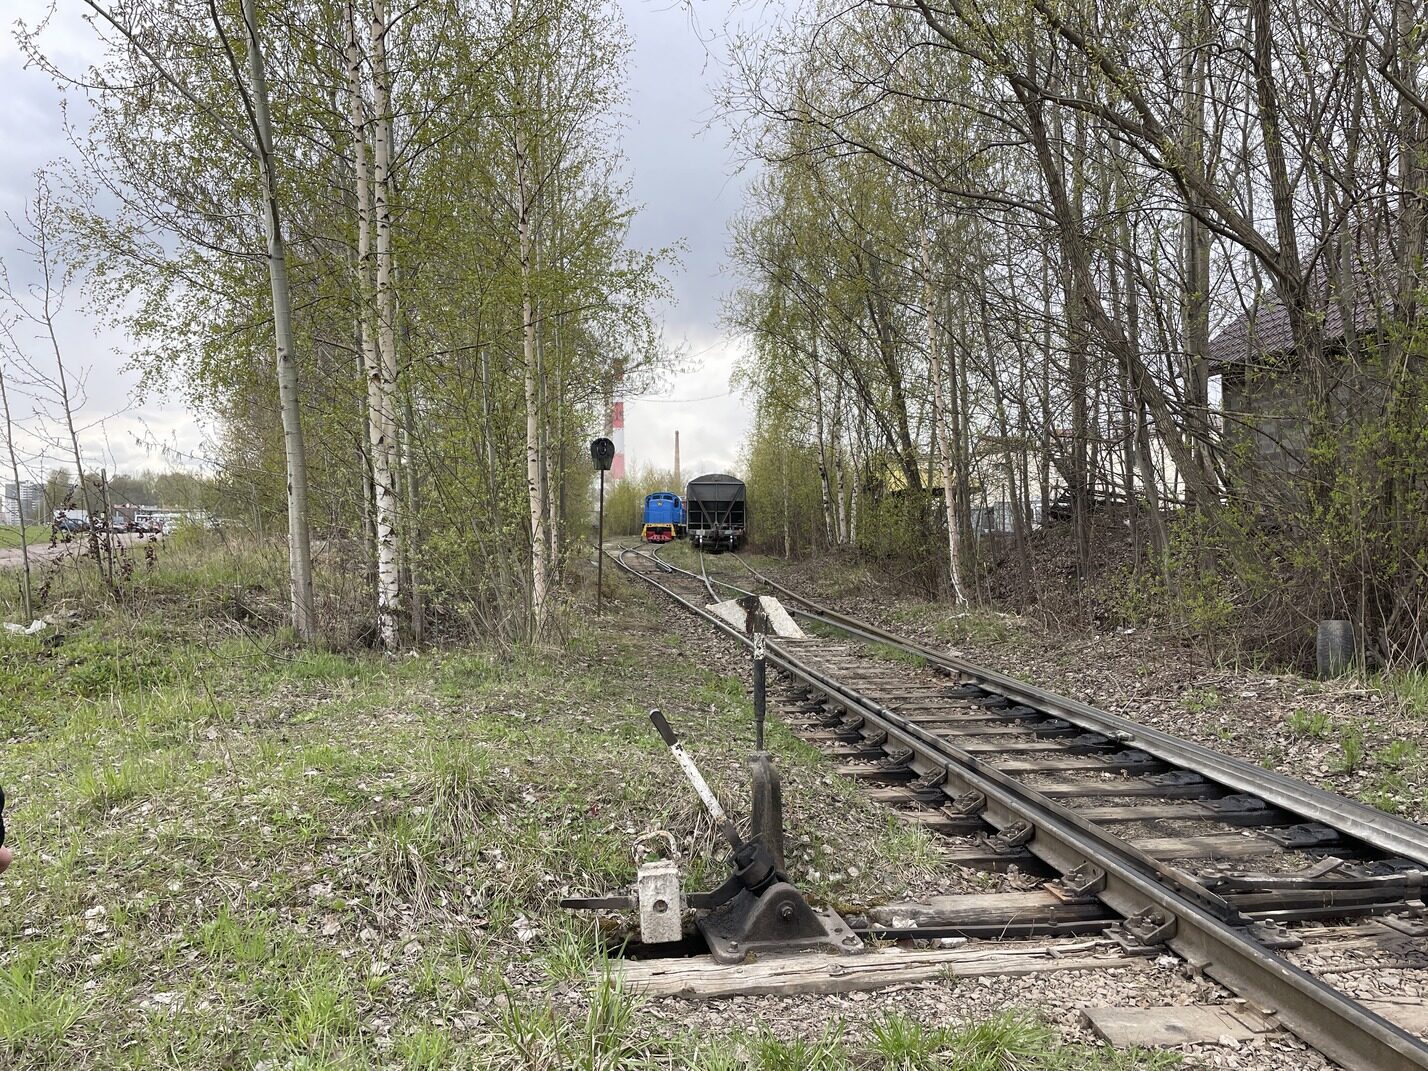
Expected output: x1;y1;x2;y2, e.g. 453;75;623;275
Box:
53;509;90;533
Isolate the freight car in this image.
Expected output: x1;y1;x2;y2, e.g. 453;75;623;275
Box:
641;492;684;543
685;474;746;552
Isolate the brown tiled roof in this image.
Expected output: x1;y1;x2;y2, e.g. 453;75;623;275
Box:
1208;223;1399;369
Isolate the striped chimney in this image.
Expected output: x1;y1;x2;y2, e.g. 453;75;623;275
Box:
610;399;626;480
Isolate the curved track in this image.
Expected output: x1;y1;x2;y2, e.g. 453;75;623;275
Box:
609;544;1428;1071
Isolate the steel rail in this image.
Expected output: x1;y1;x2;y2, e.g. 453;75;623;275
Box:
735;559;1428;871
608;548;1428;1071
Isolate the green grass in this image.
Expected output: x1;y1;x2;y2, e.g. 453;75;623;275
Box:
1285;707;1332;739
0;541;1185;1069
1337;726;1368;773
1375;739;1419;768
1181;687;1224;715
866;640;927;667
0;525;40;549
1383;668;1428;719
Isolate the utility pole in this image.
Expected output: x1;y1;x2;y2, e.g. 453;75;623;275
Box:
674;429;681;487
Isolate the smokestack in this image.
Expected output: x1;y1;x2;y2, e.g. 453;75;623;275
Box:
674;430;681;487
610;400;625;480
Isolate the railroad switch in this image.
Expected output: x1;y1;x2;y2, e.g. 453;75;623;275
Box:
562;709;862;965
1110;906;1178;954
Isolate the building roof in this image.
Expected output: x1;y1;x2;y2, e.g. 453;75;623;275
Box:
1208;222;1398;370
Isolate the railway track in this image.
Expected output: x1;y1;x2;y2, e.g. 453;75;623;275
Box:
609;543;1428;1071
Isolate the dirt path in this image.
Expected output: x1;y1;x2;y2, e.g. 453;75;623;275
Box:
0;531;164;569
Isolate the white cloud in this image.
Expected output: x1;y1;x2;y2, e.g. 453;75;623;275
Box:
624;328;752;480
2;0;766;484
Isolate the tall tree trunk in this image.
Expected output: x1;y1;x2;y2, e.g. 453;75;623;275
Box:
243;0;316;640
811;342;835;546
348;0;399;650
924;231;967;605
0;368;32;620
832;375;849;544
515;117;549;635
1180;7;1212;500
367;0;402;649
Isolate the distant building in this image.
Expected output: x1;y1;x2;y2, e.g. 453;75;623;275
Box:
1209;221;1406;495
2;481;45;526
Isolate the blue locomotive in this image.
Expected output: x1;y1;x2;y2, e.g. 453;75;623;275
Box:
641;492;685;543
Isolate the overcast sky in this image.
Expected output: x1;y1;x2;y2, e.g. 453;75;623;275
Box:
0;0;761;484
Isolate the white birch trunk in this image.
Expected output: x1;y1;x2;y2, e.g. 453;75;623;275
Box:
362;0;401;651
831;377;848;544
243;0;316;640
811;339;834;547
516;120;549;635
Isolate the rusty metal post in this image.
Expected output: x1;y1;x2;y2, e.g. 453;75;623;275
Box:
596;467;606;616
749;751;784;871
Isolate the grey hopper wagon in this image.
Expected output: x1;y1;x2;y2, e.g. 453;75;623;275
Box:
685;473;747;552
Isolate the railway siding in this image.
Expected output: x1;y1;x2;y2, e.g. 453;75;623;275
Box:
610;545;1428;1070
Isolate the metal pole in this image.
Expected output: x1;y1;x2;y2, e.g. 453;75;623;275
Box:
597;468;605;615
753;633;766;750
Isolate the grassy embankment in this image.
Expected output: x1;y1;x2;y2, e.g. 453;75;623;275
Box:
0;524;43;549
0;535;1176;1070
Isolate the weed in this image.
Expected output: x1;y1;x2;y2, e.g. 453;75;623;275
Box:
931;610;1015;647
754;1025;852;1071
866;641;926;668
868;1012;948;1070
540;920;603;985
1375;739;1419;768
0;952;89;1055
73;752;178;813
489;973;661;1070
1337;726;1367;773
199;905;273;965
1285;708;1332;739
272;964;358;1050
1365;782;1404;814
398;1025;457;1069
879;813;940;871
1182;688;1223;715
427;738;507;842
1383;668;1428;718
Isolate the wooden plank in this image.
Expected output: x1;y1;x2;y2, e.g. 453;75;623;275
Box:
867;891;1109;928
908;721;1050;736
893;809;988;833
1034;779;1219;799
1084;1005;1275;1047
1132;833;1279;860
996;755;1165;774
862;785;945;804
1072;802;1223;822
617;942;1136;999
952;739;1108;754
936;832;1275;867
835;763;917;782
893;800;1228;830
